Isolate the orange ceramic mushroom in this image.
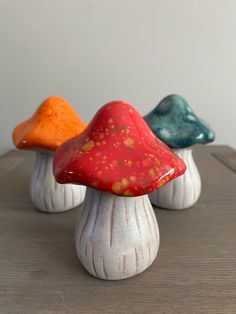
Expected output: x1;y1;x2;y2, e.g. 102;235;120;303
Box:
12;96;87;213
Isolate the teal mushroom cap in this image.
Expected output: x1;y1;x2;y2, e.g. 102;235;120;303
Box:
144;95;215;149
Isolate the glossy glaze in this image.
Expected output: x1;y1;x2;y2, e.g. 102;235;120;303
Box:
53;100;186;197
144;94;215;148
12;96;86;151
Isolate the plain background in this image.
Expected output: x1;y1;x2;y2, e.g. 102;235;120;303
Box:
0;0;235;155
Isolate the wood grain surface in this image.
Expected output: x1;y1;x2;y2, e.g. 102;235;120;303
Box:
0;146;236;314
213;148;236;173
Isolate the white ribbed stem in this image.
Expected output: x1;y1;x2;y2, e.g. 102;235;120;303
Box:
149;148;201;209
30;151;86;213
75;188;159;280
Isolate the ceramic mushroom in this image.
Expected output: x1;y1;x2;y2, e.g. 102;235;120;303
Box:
144;94;215;209
12;96;87;213
53;100;186;280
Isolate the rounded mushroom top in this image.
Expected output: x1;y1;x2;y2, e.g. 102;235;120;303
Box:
53;100;186;197
144;95;215;148
12;96;87;151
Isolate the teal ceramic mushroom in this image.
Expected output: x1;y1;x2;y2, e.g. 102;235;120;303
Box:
144;94;215;209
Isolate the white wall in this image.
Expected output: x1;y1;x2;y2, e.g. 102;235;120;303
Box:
1;0;236;155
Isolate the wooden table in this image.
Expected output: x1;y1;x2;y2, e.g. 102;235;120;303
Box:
0;146;236;314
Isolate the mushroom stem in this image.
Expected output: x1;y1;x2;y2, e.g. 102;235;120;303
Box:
149;148;201;209
30;151;86;213
76;187;159;280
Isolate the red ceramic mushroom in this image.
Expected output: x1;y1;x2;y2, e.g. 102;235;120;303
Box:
12;96;87;213
53;100;186;279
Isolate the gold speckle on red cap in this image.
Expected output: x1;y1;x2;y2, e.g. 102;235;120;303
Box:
53;100;186;196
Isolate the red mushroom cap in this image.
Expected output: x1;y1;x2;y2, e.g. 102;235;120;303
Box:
53;101;186;197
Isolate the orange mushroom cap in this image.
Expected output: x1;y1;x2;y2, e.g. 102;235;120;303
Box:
12;96;87;151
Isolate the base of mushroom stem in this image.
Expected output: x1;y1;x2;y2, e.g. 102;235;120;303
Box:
149;148;201;209
30;151;86;213
75;188;160;280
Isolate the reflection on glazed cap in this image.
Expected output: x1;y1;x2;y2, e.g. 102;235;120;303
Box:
144;94;215;148
12;96;87;151
53;100;186;197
